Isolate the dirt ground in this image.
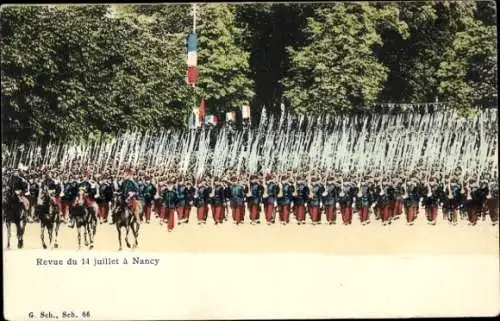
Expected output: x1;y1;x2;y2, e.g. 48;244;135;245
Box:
3;209;499;255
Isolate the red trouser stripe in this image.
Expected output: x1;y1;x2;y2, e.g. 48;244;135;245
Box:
359;207;369;222
486;199;499;222
211;204;224;223
278;205;290;222
197;206;208;221
309;206;320;222
176;206;185;221
248;204;260;221
426;206;438;222
341;206;353;224
265;203;274;222
380;205;391;222
98;203;109;219
295;205;306;221
167;209;175;230
325;205;336;222
143;204;152;221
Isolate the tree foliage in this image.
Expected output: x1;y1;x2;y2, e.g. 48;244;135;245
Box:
437;2;497;111
195;4;254;115
1;5;190;143
281;3;408;115
0;3;496;143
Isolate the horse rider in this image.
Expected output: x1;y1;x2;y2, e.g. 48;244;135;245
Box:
8;167;29;196
39;171;64;218
120;169;141;223
7;168;30;217
27;173;40;222
95;173;112;224
64;176;79;228
77;172;100;222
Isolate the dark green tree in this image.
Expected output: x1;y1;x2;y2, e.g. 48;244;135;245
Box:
281;3;408;115
195;4;254;116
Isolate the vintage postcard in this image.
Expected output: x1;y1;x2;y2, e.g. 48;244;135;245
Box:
2;2;499;320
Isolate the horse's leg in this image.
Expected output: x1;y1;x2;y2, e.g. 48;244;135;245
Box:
77;225;82;250
41;222;47;249
6;221;12;249
117;225;122;251
133;221;139;249
20;214;27;248
47;223;54;249
54;218;60;249
87;220;94;250
88;208;97;247
84;226;89;247
17;219;25;249
125;223;131;249
83;218;89;247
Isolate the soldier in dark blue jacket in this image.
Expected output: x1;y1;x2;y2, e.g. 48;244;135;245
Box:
185;179;196;224
136;175;145;222
441;176;459;225
41;172;64;220
356;177;372;225
97;174;114;224
322;176;339;224
263;174;279;225
210;176;228;224
277;174;295;224
27;176;40;222
465;177;486;226
162;179;177;232
228;175;246;225
385;180;397;223
120;170;141;222
309;175;324;225
338;177;357;225
246;174;263;224
402;176;420;225
194;177;211;224
422;176;442;225
175;179;189;224
485;178;498;226
392;176;405;221
294;175;309;225
8;168;29;197
60;174;77;223
142;175;156;224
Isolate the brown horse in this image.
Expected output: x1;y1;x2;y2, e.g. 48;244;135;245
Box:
4;190;29;249
111;192;141;251
69;188;97;250
35;187;61;249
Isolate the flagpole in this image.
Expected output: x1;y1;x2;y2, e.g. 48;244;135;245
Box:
192;3;198;131
193;3;197;33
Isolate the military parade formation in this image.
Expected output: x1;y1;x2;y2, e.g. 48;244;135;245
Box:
5;164;499;228
2;108;498;249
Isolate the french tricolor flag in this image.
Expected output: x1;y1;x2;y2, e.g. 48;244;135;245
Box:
186;32;198;85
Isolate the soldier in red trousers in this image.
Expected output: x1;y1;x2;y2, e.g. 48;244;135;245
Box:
277;174;294;225
161;179;177;232
247;174;263;224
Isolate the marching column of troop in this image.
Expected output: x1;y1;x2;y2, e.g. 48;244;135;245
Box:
7;166;499;231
